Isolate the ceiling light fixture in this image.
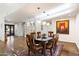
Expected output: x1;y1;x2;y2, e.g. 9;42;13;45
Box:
47;22;50;26
35;4;72;20
43;11;45;13
39;8;72;20
68;14;71;17
27;22;30;26
37;7;40;10
37;20;41;24
47;14;49;16
42;21;46;25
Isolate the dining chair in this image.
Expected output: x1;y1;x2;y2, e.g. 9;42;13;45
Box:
26;34;31;55
37;32;41;38
30;32;36;40
46;37;54;55
46;34;59;55
26;34;43;55
53;34;59;53
48;31;54;37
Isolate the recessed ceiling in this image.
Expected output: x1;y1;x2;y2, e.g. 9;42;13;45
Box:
5;3;63;23
4;3;79;23
0;3;26;19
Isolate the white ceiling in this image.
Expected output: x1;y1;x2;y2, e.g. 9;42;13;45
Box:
5;3;63;23
0;3;79;23
0;3;26;19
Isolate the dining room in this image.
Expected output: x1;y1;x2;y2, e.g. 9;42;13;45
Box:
0;3;79;56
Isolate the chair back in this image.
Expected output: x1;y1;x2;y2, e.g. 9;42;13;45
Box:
26;34;31;48
37;32;41;38
48;31;54;37
30;32;36;39
53;34;59;49
47;37;54;48
26;34;42;55
30;32;36;36
26;34;36;49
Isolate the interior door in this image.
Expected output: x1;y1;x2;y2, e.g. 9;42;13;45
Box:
5;24;15;36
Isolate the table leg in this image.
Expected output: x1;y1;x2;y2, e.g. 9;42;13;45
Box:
42;42;46;56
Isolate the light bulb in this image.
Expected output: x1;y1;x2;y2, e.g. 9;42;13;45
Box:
42;21;46;25
47;22;50;26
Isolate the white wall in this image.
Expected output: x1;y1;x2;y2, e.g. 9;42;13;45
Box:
0;18;4;41
49;16;79;48
75;13;79;48
52;18;76;43
32;16;79;48
24;22;34;35
24;14;79;49
15;23;24;36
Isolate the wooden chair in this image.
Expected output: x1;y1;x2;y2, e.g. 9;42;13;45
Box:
46;37;54;55
53;34;59;52
30;32;36;35
37;32;41;38
46;34;59;55
30;32;36;39
31;32;41;38
48;31;54;37
26;34;31;55
31;32;42;44
26;34;43;55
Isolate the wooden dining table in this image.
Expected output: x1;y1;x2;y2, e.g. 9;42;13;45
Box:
35;37;53;55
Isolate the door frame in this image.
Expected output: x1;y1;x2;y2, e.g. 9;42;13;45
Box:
5;24;15;36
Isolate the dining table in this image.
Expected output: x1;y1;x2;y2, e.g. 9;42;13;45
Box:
35;37;53;55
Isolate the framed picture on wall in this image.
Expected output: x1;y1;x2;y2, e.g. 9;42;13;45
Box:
56;20;69;34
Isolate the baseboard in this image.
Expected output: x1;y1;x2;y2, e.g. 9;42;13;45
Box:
58;40;75;44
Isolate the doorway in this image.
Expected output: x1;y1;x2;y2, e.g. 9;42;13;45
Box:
5;24;15;48
5;24;15;36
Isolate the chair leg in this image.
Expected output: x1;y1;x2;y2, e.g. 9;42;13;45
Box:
41;49;43;55
50;49;53;56
33;50;37;56
28;49;30;55
53;46;56;53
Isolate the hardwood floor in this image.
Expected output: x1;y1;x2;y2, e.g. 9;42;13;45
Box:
0;40;6;53
0;36;79;56
58;41;79;56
